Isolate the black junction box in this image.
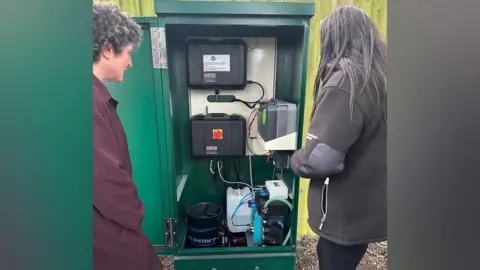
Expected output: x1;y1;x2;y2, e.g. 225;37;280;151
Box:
186;39;247;90
190;113;246;157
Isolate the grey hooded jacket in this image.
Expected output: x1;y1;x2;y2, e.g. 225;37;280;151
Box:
290;70;386;246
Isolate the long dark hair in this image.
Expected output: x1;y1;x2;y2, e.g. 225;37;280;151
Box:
313;5;387;120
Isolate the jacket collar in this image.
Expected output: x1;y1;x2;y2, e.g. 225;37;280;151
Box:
93;74;118;107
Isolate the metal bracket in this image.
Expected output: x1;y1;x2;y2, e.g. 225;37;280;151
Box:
164;218;178;248
150;27;168;69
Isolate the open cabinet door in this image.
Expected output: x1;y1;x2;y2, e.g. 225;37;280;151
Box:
105;17;176;255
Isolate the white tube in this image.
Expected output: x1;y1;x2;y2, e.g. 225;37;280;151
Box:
249;155;254;188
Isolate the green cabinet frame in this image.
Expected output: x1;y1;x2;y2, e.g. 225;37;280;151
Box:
105;17;175;250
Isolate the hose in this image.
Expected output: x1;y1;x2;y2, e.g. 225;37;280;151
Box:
230;191;255;220
263;197;293;246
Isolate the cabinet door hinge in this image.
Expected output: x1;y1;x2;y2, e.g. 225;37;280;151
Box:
164;218;178;248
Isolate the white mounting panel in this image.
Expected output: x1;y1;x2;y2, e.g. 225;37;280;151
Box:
188;37;277;156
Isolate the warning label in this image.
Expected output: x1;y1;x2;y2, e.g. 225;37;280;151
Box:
203;54;231;72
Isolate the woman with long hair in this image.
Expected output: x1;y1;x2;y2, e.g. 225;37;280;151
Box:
290;5;387;270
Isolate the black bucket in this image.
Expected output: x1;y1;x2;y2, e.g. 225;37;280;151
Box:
186;202;223;248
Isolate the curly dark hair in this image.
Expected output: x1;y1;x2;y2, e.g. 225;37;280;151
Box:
93;2;143;62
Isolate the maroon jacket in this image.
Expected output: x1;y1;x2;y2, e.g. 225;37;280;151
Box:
93;75;162;270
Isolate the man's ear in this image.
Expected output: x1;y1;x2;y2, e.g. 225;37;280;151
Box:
100;43;114;60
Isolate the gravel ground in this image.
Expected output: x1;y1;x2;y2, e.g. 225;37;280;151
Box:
159;256;173;270
158;235;387;270
295;235;387;270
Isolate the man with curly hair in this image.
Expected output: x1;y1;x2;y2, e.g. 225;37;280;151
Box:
92;2;163;269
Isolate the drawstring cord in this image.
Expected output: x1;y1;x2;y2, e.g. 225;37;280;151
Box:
319;177;330;231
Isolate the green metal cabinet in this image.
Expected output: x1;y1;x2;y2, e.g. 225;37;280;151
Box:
107;2;314;269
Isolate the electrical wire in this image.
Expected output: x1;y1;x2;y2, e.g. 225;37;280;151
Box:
248;155;254;188
234;80;266;109
247;107;271;156
247;80;265;104
210;159;263;191
216;160;254;190
247;108;260;138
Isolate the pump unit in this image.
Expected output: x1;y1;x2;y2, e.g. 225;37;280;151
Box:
226;183;293;247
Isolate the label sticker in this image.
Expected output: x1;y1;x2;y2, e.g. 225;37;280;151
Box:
203;72;216;83
203;54;230;72
205;145;218;155
188;235;218;246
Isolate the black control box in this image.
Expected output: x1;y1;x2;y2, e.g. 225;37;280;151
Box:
186;39;247;90
190;113;246;157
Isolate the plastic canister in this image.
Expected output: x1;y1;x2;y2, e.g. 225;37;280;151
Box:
226;186;252;233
